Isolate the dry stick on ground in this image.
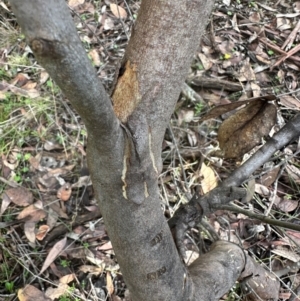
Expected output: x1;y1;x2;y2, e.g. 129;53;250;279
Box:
43;207;102;246
281;19;300;51
273;43;300;69
189;76;243;92
258;38;300;69
212;204;300;232
181;82;205;104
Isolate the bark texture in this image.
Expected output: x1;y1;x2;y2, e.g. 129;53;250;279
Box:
10;1;260;300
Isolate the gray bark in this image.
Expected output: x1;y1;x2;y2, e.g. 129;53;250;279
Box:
9;0;256;300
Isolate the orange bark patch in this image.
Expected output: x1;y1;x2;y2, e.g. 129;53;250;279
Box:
112;60;141;123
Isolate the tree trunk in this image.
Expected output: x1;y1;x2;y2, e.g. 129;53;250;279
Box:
9;0;273;300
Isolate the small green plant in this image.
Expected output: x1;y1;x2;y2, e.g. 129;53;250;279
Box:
195;62;204;70
46;79;61;93
0;68;9;80
0;255;15;291
56;133;66;144
3;209;14;222
13;152;31;183
82;242;90;249
59;284;80;301
5;281;14;293
195;102;204;116
8;54;31;67
267;49;274;56
60;259;71;268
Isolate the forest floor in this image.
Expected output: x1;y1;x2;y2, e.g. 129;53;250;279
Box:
0;0;300;300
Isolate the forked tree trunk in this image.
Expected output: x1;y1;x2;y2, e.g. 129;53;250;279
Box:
10;0;253;300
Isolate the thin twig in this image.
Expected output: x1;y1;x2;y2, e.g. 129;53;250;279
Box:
213;204;300;232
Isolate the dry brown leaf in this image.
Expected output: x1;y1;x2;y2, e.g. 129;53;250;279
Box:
9;85;40;98
77;2;95;13
110;4;127;19
4;186;33;206
243;179;255;203
29;153;42;170
59;273;75;284
200;95;276;122
0;90;6;100
84;205;98;211
279;95;300;110
97;241;113;251
45;283;70;300
250;82;261;98
199;163;218;194
40;237;67;275
294;2;300;13
218;100;277;158
103;17;114;30
10;73;29;86
22;81;37;90
72;175;92;188
198;53;213;70
46;207;59;229
18;285;51;301
44;140;64;151
79;265;104;275
48;164;75;176
177;109;194;125
237;59;256;82
89;49;101;67
17;204;46;222
184;250;199;265
0;1;9;10
0;192;11;216
57;183;72;201
260;166;280;187
106;271;114;295
277;199;298;213
68;0;84;8
286;164;300;183
36;224;50;241
40;71;49;84
276;17;291;31
271;245;300;262
24;221;36;243
254;183;270;197
85;248;105;267
49;202;69;219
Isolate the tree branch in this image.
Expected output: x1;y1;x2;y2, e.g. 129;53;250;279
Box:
117;0;215;169
223;113;300;188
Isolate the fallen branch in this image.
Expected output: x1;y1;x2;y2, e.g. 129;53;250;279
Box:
212;204;300;232
281;19;300;50
189;76;243;92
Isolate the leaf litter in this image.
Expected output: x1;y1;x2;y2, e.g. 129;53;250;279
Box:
0;0;300;300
